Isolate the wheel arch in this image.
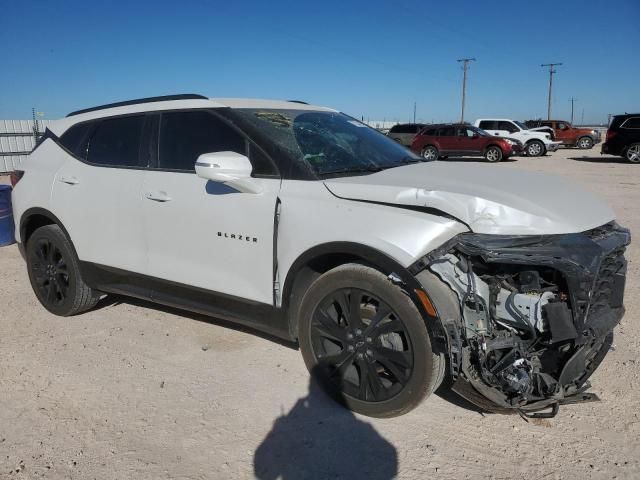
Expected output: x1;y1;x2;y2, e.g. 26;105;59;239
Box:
20;207;73;249
282;242;448;349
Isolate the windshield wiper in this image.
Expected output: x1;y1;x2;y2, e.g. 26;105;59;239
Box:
320;165;383;176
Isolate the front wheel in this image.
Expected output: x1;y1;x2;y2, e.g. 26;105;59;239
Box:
625;143;640;163
526;140;545;157
577;136;594;149
421;145;439;161
298;264;443;418
26;225;100;316
484;146;503;162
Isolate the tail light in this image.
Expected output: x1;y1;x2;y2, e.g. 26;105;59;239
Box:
9;171;24;187
606;129;617;142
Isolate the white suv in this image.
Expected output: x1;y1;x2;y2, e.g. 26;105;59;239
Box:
12;94;630;418
474;118;562;156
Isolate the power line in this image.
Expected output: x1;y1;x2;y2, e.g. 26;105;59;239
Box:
541;63;562;120
457;58;475;123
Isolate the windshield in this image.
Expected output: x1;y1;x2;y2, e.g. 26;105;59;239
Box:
228;109;423;177
514;121;529;130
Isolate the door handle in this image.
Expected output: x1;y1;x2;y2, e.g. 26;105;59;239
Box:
59;175;79;185
144;191;172;202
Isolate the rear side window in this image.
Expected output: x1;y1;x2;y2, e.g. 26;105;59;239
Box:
622;117;640;129
422;128;436;136
478;120;497;130
498;121;518;133
439;127;455;136
87;116;145;167
159;111;246;171
60;123;92;158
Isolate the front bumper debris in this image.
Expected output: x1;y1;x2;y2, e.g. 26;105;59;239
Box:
411;222;630;417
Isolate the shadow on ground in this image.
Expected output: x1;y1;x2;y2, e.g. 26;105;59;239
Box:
569;155;628;164
436;156;518;163
253;366;398;480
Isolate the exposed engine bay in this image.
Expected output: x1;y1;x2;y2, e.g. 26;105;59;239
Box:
411;222;631;418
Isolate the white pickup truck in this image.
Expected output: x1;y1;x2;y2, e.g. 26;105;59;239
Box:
473;119;562;156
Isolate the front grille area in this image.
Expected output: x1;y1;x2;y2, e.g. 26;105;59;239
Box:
589;246;627;316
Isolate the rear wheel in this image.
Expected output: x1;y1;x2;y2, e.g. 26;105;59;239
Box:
26;225;99;316
577;136;593;149
298;264;442;417
625;143;640;163
421;145;439;161
484;146;503;162
526;140;545;157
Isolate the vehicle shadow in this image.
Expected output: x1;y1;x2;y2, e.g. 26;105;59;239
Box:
439;156;518;163
569;155;628;164
253;366;398;480
92;294;297;349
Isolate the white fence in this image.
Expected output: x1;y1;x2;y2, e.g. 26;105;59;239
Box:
0;119;53;173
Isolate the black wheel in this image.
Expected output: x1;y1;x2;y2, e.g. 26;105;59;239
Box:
577;136;593;149
484;146;503;162
298;264;442;417
526;140;545;156
625;143;640;163
26;225;100;316
421;145;439;161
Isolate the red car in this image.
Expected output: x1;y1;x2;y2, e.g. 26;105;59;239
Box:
411;124;523;162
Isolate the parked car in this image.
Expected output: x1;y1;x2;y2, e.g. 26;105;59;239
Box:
387;123;426;146
13;94;630;418
474;118;561;156
410;124;523;162
525;119;601;149
602;113;640;163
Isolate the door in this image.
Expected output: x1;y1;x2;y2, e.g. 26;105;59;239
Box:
554;122;572;144
51;114;149;273
437;126;457;153
142;110;281;305
454;127;482;155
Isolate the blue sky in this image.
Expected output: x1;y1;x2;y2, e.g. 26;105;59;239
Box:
1;0;638;124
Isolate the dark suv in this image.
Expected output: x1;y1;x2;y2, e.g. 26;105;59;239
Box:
602;114;640;163
410;124;522;162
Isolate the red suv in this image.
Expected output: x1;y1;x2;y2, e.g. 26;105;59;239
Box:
411;124;523;162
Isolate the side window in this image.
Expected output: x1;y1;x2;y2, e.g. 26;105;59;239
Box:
622;117;640;129
498;121;518;133
159;111;246;171
389;125;401;134
479;120;497;130
422;128;436;136
557;122;567;130
439;127;455;136
466;128;476;137
59;122;92;158
456;127;467;137
87;116;145;167
247;143;278;177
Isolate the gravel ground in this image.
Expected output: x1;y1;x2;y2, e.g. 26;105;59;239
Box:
0;147;638;480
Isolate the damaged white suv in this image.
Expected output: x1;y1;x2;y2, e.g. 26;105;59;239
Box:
12;95;630;418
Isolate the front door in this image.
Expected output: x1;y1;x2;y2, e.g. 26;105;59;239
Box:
142;110;281;305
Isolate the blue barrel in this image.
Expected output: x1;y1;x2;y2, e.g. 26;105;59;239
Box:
0;185;16;246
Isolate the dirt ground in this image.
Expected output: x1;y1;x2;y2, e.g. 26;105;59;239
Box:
1;147;638;480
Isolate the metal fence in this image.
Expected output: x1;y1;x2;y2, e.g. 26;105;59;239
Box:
0;119;53;173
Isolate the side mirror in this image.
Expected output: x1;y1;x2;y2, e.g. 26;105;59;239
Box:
195;151;262;194
472;133;479;138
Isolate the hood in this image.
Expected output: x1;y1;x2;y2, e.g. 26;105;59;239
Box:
324;162;615;235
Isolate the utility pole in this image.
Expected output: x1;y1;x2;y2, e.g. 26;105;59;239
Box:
541;63;562;120
457;58;475;123
569;97;577;124
413;102;416;123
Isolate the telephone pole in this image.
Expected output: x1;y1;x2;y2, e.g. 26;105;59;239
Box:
457;58;475;123
541;63;562;120
413;101;416;123
569;97;577;124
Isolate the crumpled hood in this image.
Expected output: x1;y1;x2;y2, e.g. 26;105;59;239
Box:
324;162;615;235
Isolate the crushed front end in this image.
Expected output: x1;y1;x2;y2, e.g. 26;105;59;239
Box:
411;222;631;417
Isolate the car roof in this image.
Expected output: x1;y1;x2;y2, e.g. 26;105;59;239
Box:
52;94;336;135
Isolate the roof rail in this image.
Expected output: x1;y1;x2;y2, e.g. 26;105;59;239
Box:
66;94;208;117
287;100;309;104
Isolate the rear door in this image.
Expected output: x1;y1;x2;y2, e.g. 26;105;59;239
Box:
51;114;149;273
437;126;457;153
142;110;281;305
478;120;500;136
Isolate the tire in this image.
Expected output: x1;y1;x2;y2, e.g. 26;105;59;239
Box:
484;146;503;162
625;143;640;163
26;225;100;316
421;145;439;161
525;140;545;157
577;136;594;149
298;264;443;418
